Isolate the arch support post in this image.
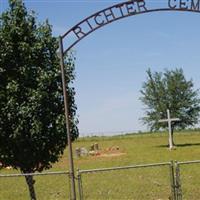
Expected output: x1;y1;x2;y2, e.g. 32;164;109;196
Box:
59;36;76;200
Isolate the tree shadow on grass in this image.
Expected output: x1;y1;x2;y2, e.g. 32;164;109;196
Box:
156;143;200;148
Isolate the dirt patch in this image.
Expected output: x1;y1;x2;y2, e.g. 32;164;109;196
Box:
97;152;126;157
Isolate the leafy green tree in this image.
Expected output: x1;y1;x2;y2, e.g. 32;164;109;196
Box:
140;68;200;144
0;0;78;199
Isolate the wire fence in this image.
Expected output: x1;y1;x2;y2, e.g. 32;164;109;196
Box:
0;171;70;200
175;160;200;200
1;160;200;200
77;162;175;200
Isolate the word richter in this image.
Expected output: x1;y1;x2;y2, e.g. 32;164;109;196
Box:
71;0;200;40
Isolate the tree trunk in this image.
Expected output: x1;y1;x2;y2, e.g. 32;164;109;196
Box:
24;172;37;200
171;126;175;146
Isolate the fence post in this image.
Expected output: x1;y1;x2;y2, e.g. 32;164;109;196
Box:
68;172;72;200
169;161;176;200
175;162;182;200
77;169;83;200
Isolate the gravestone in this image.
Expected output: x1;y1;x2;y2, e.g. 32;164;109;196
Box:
94;143;99;151
75;147;89;157
80;147;88;156
75;148;81;157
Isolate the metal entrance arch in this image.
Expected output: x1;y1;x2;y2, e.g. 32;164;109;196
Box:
58;1;200;199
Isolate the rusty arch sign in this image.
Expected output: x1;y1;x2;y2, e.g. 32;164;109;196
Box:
59;1;200;199
61;0;200;54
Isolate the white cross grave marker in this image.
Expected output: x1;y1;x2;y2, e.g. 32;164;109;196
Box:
158;109;180;149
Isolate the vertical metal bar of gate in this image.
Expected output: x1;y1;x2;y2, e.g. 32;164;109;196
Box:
169;161;176;200
77;169;83;200
175;162;182;200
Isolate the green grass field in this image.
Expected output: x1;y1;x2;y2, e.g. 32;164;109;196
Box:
1;131;200;199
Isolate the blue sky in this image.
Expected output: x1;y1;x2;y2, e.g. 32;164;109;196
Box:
1;0;200;136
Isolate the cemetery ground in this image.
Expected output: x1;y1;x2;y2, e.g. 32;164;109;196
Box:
1;130;200;199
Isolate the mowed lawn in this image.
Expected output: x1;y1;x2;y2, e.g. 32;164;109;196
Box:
1;131;200;200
